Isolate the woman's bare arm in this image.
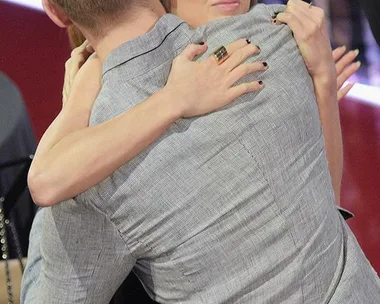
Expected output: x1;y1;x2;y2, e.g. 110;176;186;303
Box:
29;88;181;207
29;40;266;206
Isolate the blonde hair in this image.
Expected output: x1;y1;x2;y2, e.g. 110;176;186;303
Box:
50;0;144;31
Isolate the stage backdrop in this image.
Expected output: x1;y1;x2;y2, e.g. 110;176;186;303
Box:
0;1;70;140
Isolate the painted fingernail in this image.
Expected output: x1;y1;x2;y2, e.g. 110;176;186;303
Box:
272;19;277;24
198;42;205;45
246;39;251;44
354;49;360;55
263;62;268;68
340;45;347;50
259;80;264;85
356;61;361;67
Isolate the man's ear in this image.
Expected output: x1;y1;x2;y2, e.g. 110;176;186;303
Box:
42;0;72;28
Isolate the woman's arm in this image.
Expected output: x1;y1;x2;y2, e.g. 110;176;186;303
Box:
275;0;360;204
310;47;359;204
311;74;343;204
29;40;266;207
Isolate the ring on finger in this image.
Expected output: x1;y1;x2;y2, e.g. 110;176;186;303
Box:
213;46;229;65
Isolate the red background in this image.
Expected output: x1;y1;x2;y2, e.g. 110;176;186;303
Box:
0;2;70;140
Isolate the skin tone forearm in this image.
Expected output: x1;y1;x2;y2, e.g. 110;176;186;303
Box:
29;88;181;206
29;40;265;206
313;76;343;204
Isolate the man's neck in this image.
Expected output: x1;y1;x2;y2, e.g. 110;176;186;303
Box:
80;8;166;62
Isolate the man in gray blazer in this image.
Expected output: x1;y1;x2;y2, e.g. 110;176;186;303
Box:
22;0;380;303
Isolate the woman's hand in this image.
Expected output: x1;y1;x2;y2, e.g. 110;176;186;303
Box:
274;1;360;101
165;39;267;118
64;53;102;114
62;40;96;106
275;0;336;81
274;0;360;101
332;46;361;101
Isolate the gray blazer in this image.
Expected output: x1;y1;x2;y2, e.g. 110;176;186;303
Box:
22;4;380;304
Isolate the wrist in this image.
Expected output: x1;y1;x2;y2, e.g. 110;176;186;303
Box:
313;70;335;83
155;86;183;121
313;73;336;95
312;65;336;83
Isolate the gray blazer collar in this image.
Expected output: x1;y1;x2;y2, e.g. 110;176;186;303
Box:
102;14;189;78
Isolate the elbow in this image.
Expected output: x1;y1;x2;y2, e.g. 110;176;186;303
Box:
27;168;60;207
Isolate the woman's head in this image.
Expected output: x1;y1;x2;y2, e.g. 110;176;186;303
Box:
166;0;256;28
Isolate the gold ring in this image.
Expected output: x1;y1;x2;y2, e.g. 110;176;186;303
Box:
213;46;229;65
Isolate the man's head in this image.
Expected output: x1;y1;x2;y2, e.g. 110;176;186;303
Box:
42;0;147;35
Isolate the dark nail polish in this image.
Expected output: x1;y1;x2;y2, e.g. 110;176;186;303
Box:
273;19;277;24
259;80;264;85
246;39;251;44
198;42;205;45
263;62;268;68
271;12;279;19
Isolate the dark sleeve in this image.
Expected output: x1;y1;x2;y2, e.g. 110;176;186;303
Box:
360;0;380;46
111;273;158;304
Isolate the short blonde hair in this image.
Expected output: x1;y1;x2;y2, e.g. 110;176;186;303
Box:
51;0;142;30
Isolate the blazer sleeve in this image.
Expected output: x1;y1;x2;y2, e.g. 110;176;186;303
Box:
36;199;136;304
20;208;45;304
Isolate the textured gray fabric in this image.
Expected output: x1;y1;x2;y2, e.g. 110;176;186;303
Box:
24;4;380;303
20;208;43;304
